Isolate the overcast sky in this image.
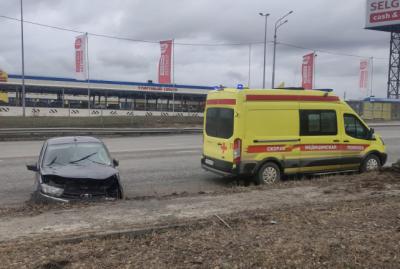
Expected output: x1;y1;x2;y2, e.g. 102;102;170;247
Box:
0;0;393;99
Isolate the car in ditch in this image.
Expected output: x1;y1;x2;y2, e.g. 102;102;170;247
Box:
26;136;124;202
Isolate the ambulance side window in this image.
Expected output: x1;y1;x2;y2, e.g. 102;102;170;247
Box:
344;114;369;139
300;110;337;136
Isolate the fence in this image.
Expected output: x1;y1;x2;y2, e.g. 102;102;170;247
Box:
0;106;203;118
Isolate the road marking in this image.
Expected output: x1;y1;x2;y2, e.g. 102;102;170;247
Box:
176;150;201;154
111;147;202;153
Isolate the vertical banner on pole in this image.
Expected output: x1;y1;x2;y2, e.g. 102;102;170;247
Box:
302;53;314;89
359;59;369;92
0;69;8;82
158;40;173;84
75;34;87;81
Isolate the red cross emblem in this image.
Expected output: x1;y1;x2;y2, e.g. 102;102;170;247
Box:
220;142;227;154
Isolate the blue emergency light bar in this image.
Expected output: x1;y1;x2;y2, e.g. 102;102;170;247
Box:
314;88;334;93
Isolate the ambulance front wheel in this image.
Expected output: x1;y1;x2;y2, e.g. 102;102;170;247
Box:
360;154;381;173
256;162;281;185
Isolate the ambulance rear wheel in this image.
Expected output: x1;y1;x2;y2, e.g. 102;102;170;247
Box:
256;162;281;185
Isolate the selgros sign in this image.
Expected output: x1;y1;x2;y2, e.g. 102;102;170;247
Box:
366;0;400;30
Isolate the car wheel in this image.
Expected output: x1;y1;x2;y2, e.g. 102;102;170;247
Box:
255;162;281;185
361;154;381;173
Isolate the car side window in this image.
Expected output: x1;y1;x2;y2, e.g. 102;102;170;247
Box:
300;110;337;136
344;114;369;140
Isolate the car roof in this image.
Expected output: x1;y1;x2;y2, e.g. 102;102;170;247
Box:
46;136;102;145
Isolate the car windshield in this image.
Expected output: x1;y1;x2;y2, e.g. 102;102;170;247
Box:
43;142;112;167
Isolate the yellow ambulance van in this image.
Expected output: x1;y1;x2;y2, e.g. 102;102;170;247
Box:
201;87;387;184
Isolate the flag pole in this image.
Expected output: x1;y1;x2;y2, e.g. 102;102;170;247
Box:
313;51;317;89
86;32;91;114
20;0;26;117
248;44;252;88
370;57;374;97
172;39;175;84
172;39;175;113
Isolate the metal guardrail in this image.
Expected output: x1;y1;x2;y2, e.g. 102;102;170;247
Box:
369;122;400;128
0;123;398;139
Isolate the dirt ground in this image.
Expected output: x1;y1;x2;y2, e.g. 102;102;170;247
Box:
0;171;399;268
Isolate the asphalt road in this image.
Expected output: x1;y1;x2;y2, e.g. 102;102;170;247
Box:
0;127;399;207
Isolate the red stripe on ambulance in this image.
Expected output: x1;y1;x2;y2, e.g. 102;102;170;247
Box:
343;145;369;151
301;144;340;151
246;95;340;102
246;144;369;153
247;145;291;153
206;99;236;105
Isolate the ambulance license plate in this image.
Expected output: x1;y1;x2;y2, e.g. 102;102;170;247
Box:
205;159;214;166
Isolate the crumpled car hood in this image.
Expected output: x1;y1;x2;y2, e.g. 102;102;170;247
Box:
41;163;118;180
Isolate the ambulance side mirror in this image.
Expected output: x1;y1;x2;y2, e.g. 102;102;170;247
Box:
368;128;375;140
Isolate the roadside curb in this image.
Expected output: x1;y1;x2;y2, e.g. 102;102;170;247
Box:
0;127;203;141
369;123;400;127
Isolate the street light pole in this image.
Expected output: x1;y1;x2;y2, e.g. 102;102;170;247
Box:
271;11;293;89
259;13;270;89
20;0;26;117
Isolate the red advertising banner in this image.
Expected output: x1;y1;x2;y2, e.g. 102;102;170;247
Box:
75;34;87;81
0;69;8;82
158;40;173;84
359;59;369;91
302;53;314;89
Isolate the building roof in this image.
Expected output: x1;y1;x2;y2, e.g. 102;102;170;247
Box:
7;74;214;91
364;97;400;103
0;74;213;98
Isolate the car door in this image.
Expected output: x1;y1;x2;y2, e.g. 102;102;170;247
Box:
341;113;373;170
299;109;343;173
203;107;235;164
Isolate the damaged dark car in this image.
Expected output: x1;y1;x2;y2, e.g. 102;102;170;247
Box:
27;136;124;202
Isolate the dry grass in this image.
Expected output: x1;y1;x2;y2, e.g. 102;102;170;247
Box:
0;170;399;268
1;196;399;269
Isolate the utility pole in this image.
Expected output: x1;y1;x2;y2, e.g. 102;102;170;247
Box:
259;13;270;89
272;11;293;88
370;56;374;97
248;44;252;88
20;0;26;117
